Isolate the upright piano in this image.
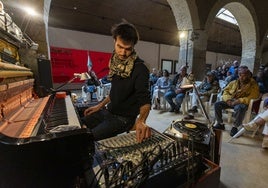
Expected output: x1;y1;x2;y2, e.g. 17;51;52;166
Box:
0;5;95;187
0;63;95;188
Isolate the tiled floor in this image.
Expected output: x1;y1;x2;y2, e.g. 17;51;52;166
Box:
147;107;268;188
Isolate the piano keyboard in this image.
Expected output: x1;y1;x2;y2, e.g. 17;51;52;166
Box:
65;95;81;126
0;94;82;138
42;95;81;133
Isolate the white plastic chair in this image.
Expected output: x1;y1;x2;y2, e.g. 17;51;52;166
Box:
186;89;219;118
205;92;219;117
225;97;260;124
161;90;190;114
152;88;169;110
181;91;191;114
251;100;265;137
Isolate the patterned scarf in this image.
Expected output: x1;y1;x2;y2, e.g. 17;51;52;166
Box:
108;51;138;79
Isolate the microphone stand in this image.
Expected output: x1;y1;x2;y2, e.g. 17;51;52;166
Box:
191;81;216;163
50;72;90;93
192;83;211;125
51;77;78;92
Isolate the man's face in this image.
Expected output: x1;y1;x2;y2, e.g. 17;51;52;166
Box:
114;36;134;60
239;72;250;84
234;61;239;67
207;75;213;82
180;68;187;76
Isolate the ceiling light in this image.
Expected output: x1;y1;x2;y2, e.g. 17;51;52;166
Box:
179;32;186;39
23;6;37;16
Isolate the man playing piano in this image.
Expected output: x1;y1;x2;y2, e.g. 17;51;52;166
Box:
82;20;152;143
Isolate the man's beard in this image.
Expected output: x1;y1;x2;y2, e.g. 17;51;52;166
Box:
240;77;250;84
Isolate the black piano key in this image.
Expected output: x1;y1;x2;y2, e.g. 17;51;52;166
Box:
44;98;69;130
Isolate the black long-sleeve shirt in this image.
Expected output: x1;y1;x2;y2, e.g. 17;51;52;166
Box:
107;58;151;118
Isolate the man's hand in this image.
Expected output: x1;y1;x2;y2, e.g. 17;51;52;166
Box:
175;88;182;94
135;121;151;143
136;104;151;143
231;99;240;106
84;105;100;116
226;99;239;107
84;95;110;116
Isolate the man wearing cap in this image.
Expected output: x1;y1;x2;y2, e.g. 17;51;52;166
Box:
185;71;219;119
213;66;260;136
242;98;268;149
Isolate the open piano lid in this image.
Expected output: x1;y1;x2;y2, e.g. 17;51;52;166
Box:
0;128;95;188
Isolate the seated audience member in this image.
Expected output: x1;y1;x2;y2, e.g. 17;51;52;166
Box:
164;65;188;113
185;71;220;119
224;70;233;85
211;69;219;82
229;60;240;76
149;68;159;96
243;98;268;149
230;67;239;81
221;64;230;80
215;66;224;81
157;69;163;77
152;69;172;109
264;66;268;93
224;67;239;86
255;69;268;94
213;66;260;136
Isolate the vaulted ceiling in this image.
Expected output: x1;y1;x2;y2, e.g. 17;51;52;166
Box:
4;0;267;56
48;0;180;46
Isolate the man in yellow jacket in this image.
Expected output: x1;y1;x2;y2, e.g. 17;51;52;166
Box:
213;66;260;136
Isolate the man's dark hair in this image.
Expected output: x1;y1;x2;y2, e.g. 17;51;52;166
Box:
163;69;170;77
111;19;139;45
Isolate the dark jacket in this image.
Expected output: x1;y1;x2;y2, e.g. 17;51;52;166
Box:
107;58;151;118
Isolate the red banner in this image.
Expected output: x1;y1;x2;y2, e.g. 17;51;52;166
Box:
50;46;111;83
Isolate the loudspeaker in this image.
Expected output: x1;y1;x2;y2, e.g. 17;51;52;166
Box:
36;58;53;97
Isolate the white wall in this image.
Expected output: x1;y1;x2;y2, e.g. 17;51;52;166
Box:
206;51;241;70
48;27;179;72
48;27;240;72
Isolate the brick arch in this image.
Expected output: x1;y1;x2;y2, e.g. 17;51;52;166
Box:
167;0;200;71
167;0;200;30
205;1;258;72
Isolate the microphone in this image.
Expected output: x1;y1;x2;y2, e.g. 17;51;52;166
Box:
73;73;81;77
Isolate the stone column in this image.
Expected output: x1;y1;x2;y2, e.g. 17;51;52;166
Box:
190;30;208;81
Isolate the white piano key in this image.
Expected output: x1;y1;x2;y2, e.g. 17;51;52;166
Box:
65;95;81;127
